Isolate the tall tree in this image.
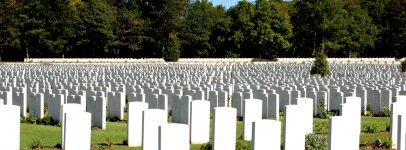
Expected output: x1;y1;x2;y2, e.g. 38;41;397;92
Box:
19;0;52;58
254;0;293;60
138;0;187;58
210;15;235;57
361;0;390;57
337;4;377;57
292;0;377;58
182;0;224;58
0;0;21;61
41;0;77;58
111;0;145;58
381;0;406;58
226;1;256;57
71;0;116;57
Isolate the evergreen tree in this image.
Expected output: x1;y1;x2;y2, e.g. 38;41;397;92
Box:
311;47;330;77
0;0;21;61
381;0;406;58
112;0;145;58
72;0;116;57
138;0;187;58
18;0;52;58
163;33;180;62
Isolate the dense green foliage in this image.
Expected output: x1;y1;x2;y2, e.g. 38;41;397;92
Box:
163;33;181;62
0;0;405;60
364;123;379;133
376;137;393;148
401;59;406;72
311;49;330;77
305;133;328;150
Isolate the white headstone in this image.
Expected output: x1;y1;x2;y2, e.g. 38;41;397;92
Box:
268;93;279;120
340;97;361;150
284;105;305;150
297;98;313;134
107;92;125;120
190;100;210;144
30;93;44;119
172;95;191;125
48;94;64;122
0;105;20;150
60;103;85;148
243;99;262;141
142;109;167;150
232;92;243;117
12;92;27;117
252;119;281;150
63;111;91;150
328;116;351;150
127;102;148;147
158;123;190;150
398;115;406;150
212;107;237;150
391;101;406;148
87;96;106;129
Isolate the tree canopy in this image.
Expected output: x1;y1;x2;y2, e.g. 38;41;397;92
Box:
0;0;404;61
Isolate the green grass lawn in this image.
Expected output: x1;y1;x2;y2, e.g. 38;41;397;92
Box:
20;116;390;149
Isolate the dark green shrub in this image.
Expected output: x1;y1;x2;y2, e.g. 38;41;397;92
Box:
316;99;337;119
40;116;52;125
401;59;406;72
314;122;329;134
318;111;333;119
305;133;328;150
376;137;393;148
330;109;340;116
199;142;212;150
364;104;372;116
107;117;120;122
20;116;29;123
30;139;42;149
364;123;379;133
235;140;251;150
54;143;62;149
386;123;390;132
122;139;128;145
310;49;330;77
366;104;372;112
163;33;180;62
30;118;38;125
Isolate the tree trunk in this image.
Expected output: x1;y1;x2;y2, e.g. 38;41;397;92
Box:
161;46;165;58
25;47;29;59
0;46;2;62
313;32;317;56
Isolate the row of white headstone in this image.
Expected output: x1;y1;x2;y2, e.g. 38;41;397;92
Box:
1;95;406;150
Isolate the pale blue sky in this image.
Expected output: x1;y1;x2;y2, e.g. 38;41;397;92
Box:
210;0;256;8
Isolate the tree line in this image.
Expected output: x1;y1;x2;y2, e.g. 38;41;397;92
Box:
0;0;405;61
